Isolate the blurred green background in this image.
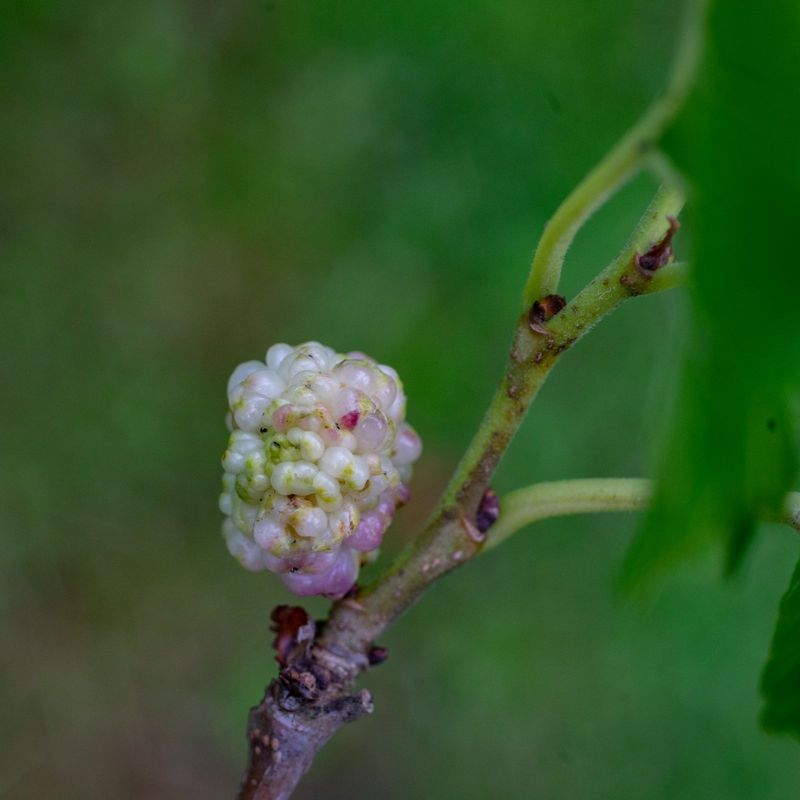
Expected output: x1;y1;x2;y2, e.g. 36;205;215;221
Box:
2;1;799;797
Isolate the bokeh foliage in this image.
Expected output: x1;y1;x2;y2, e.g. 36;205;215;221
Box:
627;1;800;579
2;1;799;798
621;0;800;738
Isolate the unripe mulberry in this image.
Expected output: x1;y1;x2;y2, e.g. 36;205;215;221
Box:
220;342;422;597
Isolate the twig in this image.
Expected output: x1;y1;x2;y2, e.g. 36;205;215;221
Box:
233;5;711;790
236;187;686;799
521;0;705;303
483;479;800;552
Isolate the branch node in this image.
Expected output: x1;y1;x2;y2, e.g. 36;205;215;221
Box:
635;215;680;275
460;512;486;543
528;294;567;334
476;488;500;533
271;605;315;668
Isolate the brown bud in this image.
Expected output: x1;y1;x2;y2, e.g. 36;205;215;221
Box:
529;294;567;334
270;605;314;668
475;488;500;533
367;646;389;666
636;216;680;274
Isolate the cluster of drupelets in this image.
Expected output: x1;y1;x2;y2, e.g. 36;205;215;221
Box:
220;342;422;596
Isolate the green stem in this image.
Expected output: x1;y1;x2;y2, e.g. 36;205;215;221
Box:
320;186;686;659
440;186;683;514
484;479;800;552
243;8;710;794
521;0;706;304
485;478;652;551
536;186;684;344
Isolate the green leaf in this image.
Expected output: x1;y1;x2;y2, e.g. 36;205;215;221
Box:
621;0;800;587
761;555;800;738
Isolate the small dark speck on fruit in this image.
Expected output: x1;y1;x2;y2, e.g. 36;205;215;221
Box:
341;410;360;430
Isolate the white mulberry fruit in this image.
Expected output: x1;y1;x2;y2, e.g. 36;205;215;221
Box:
220;342;422;597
